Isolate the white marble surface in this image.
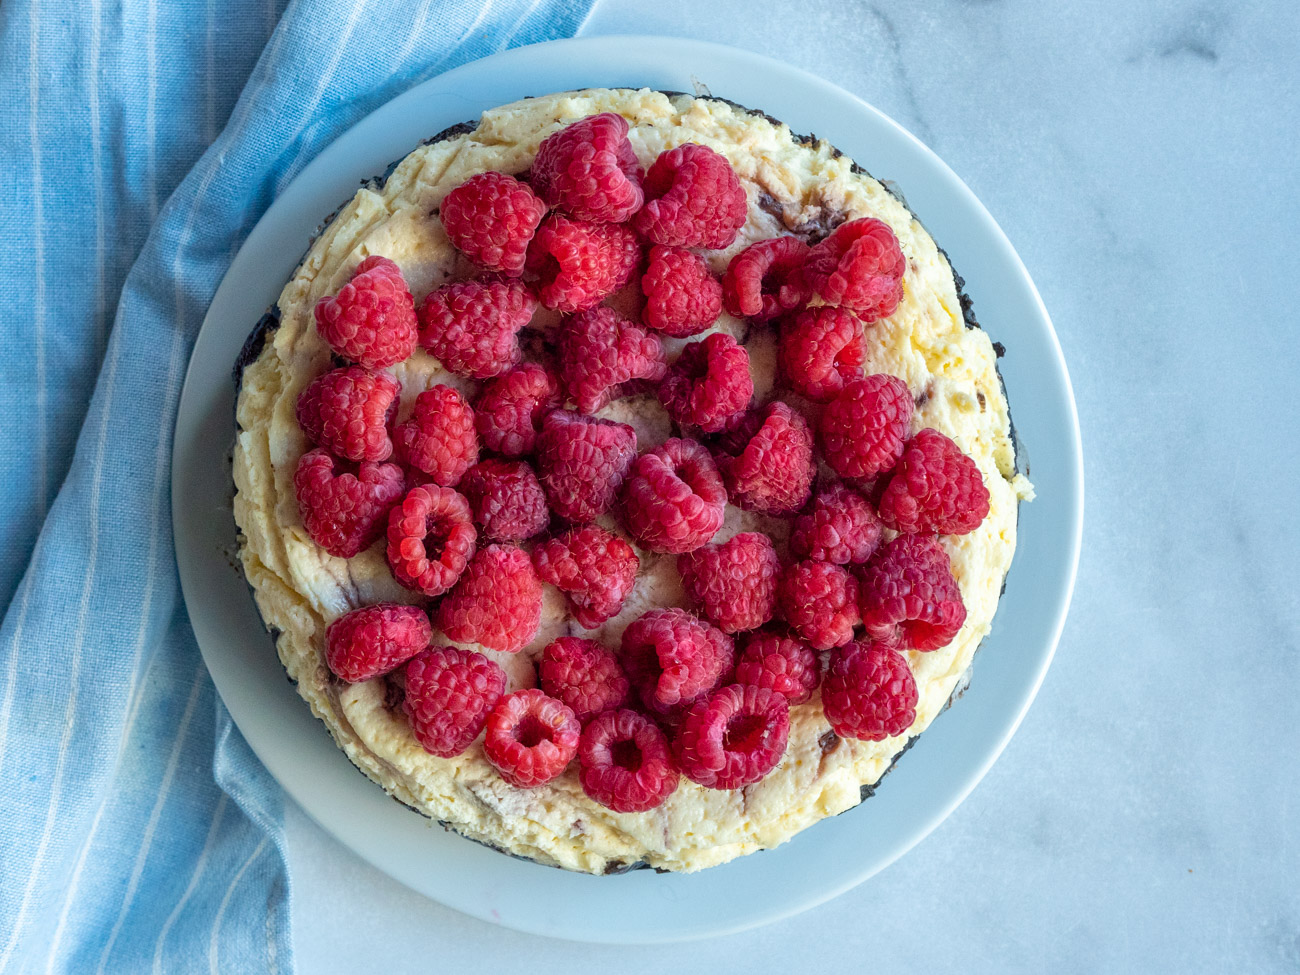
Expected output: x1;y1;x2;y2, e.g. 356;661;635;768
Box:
288;1;1300;970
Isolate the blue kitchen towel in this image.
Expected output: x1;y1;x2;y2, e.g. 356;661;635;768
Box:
0;0;596;972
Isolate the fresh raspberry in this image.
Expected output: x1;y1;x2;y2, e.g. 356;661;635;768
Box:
417;278;535;379
473;363;561;458
733;628;819;705
532;525;639;629
403;646;506;757
803;218;906;322
779;306;866;403
439;171;547;275
678;532;779;634
294;448;405;558
790;482;884;566
459;459;548;542
622;438;726;554
313;256;418;368
632;144;748;250
658;332;753;434
324;604;431;683
394;385;478;487
859;534;966;651
823;641;918;741
539;636;630;721
558;306;667;413
437;543;543;653
877;427;991;535
483;688;580;787
578;709;679;812
296;366;400;463
535;410;637;523
777;559;861;651
621;608;733;716
820;374;913;479
385;484;476;595
673;683;789;789
722;236;811;322
640;245;722;336
525;215;641;313
531;113;644;223
711;401;814;515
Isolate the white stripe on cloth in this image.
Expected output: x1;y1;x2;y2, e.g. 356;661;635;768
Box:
29;0;47;514
208;838;269;975
152;794;230;975
146;0;159;219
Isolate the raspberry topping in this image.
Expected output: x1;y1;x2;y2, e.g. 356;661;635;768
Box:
640;245;723;337
473;363;561;458
531;525;639;629
294;448;405;558
621;438;726;554
313;256;418;369
417;278;535;379
658;332;753;434
484;689;580;788
437;543;543;653
385;484;477;596
296;365;400;463
858;534;966;651
403;646;507;757
578;709;680;813
531;113;644;223
459;459;548;542
673;683;789;789
712;401;814;515
439;171;547;275
525;215;641;313
324;604;431;683
535;410;637;523
621;608;733;716
777;559;861;651
558;306;667;413
734;628;820;705
538;636;630;722
678;532;779;635
820;374;913;479
779;306;866;403
877;427;991;535
722;236;811;322
803;218;906;322
394;385;478;487
790;482;884;566
823;641;918;741
633;143;748;250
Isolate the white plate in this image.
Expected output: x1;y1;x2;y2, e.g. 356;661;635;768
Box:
172;35;1082;944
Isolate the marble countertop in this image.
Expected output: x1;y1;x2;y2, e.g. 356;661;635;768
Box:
289;1;1300;970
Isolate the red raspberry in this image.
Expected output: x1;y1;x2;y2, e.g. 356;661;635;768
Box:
538;636;630;721
658;332;753;434
678;532;779;635
484;688;580;787
790;482;883;566
473;363;562;458
734;628;819;705
823;641;918;741
296;366;400;463
531;113;644;223
532;525;639;629
313;256;418;368
803;218;906;322
779;306;866;403
578;709;679;812
859;534;966;651
525;215;641;313
622;438;726;554
437;543;543;653
777;559;861;651
877;427;991;535
403;646;506;757
558;306;667;413
621;608;733;716
324;604;431;683
673;683;789;789
294;448;405;558
394;385;478;487
439;171;546;275
385;484;476;596
820;374;913;479
722;236;810;322
632;144;748;250
640;245;722;336
459;459;548;543
712;401;814;515
417;278;535;379
535;410;637;523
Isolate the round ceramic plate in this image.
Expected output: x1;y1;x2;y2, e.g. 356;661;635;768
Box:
172;35;1082;944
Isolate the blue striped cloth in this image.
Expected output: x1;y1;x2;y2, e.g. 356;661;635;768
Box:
0;1;595;971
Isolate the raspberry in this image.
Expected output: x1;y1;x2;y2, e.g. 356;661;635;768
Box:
459;459;548;542
777;559;861;651
385;484;477;596
531;113;644;223
790;483;883;566
622;438;726;554
394;385;478;487
640;245;723;337
734;628;819;705
525;215;641;313
532;525;639;629
558;306;667;413
324;604;431;683
578;709;679;812
473;363;562;458
439;171;547;275
539;636;630;721
621;608;733;716
632;144;748;250
678;532;779;634
722;236;811;322
417;278;535;379
658;332;753;434
877;428;991;535
779;306;866;403
313;256;418;368
296;366;400;463
403;646;506;757
437;543;543;653
535;409;637;523
673;684;789;789
820;374;913;479
803;218;906;322
859;534;966;651
484;689;580;787
823;641;918;741
294;448;405;558
712;401;814;515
